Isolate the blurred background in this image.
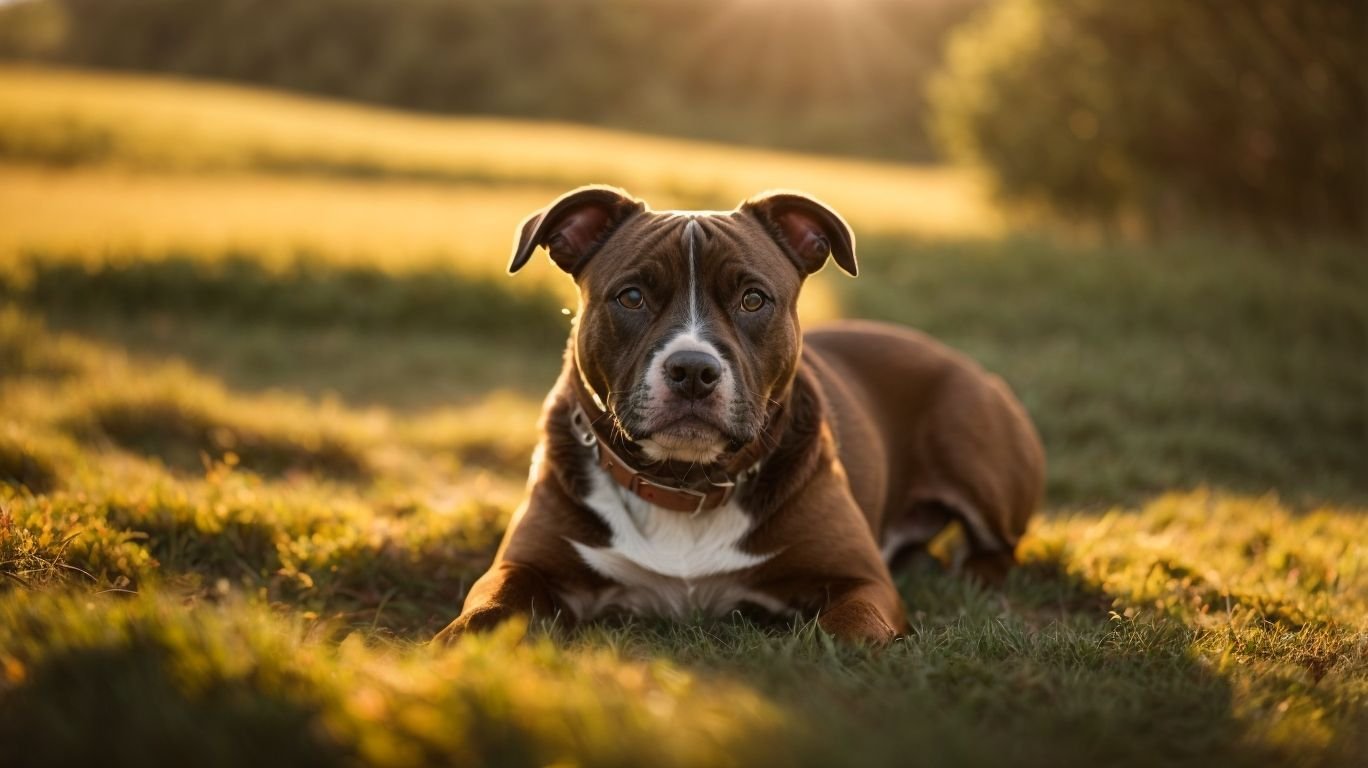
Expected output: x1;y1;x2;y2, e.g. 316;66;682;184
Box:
1;0;1364;516
0;2;1366;764
1;0;1362;237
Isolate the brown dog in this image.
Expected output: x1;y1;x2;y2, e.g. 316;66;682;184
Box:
434;186;1044;645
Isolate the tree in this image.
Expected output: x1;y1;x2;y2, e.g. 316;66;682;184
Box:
931;0;1366;239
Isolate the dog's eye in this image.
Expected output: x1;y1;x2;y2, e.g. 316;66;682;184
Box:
740;289;767;312
616;287;645;310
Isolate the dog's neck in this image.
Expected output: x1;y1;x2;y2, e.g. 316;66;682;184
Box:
565;362;785;513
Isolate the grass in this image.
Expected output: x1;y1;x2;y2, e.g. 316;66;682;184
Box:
0;165;568;288
3;487;1364;766
845;234;1366;506
0;66;1365;767
0;250;571;342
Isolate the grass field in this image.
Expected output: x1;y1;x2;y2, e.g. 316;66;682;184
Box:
1;66;1365;767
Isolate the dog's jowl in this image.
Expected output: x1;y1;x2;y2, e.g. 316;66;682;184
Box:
434;186;1045;645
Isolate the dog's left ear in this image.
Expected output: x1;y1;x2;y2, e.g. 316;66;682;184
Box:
743;191;857;277
509;185;644;275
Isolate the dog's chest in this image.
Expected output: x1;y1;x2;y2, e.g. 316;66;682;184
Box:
563;463;784;620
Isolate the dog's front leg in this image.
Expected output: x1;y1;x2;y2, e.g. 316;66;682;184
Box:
816;578;905;646
752;475;908;646
432;560;564;645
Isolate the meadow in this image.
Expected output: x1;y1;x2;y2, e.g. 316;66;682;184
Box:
1;66;1365;767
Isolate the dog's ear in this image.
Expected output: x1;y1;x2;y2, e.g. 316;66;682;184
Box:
509;186;644;275
743;191;856;277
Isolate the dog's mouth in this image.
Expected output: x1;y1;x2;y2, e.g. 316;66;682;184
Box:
639;425;727;463
630;412;732;464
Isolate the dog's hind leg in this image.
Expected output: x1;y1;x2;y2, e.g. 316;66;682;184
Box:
885;492;1021;587
943;494;1022;587
880;500;955;573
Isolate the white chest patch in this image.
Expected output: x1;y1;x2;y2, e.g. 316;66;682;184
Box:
563;461;786;621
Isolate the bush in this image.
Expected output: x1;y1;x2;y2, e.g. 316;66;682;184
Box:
931;0;1366;239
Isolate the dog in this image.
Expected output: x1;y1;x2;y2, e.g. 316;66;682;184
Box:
433;186;1044;645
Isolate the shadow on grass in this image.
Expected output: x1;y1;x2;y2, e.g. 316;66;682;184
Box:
4;252;568;410
0;308;83;385
3;251;570;341
60;314;562;412
0;642;347;768
552;549;1292;768
78;398;369;481
90;495;507;639
0;440;59;494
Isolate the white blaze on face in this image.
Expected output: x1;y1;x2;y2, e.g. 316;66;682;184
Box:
686;218;702;335
635;218;737;463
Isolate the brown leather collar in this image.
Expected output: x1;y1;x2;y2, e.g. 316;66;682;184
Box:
567;368;780;514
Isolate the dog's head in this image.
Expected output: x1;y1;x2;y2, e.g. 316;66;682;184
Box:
510;186;856;464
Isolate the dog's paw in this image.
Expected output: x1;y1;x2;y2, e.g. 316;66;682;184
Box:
430;606;526;647
818;599;899;647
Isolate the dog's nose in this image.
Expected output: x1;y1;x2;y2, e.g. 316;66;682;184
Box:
663;350;722;400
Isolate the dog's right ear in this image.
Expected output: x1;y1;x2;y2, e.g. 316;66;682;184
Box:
509;186;644;275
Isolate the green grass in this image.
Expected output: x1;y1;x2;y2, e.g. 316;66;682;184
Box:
1;66;1366;768
2;490;1364;767
6;233;1360;506
2;232;1363;766
842;234;1366;506
0;250;571;343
